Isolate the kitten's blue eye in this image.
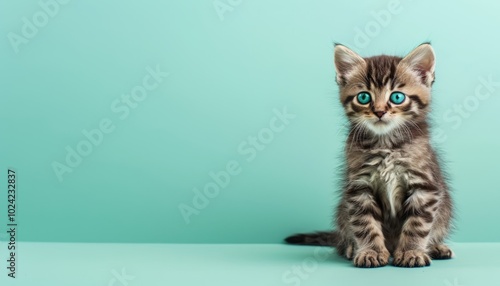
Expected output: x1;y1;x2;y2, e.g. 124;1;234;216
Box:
390;92;406;104
357;92;371;105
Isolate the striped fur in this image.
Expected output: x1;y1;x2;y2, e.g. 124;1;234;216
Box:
285;44;453;268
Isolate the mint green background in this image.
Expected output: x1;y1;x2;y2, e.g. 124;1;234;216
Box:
0;242;497;286
1;0;499;243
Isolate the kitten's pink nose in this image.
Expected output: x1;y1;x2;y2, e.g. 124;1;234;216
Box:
374;111;386;118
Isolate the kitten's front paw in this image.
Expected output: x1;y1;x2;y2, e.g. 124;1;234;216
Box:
393;250;431;267
353;249;390;268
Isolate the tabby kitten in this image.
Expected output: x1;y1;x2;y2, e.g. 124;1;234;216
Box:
285;43;453;268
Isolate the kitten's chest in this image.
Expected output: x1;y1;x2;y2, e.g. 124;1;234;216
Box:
366;150;409;217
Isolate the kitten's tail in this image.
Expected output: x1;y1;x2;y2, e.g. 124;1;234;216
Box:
284;231;339;247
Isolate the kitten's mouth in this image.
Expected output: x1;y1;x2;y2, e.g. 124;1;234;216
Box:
367;118;397;135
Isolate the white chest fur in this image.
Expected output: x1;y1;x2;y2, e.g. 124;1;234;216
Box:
371;150;407;218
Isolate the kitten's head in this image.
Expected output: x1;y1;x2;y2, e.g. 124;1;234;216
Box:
334;43;435;136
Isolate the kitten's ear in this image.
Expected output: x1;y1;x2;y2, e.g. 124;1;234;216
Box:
334;44;365;85
400;43;435;86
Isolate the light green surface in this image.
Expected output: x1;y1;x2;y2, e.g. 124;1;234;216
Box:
1;243;499;286
1;1;500;243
